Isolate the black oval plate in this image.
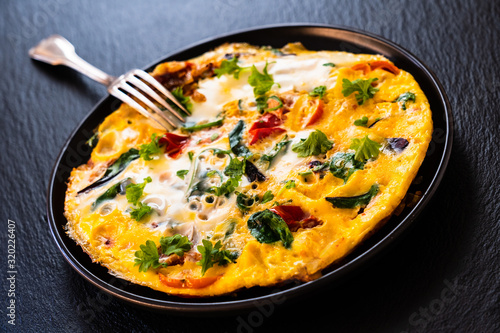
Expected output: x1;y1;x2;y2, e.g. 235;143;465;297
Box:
47;24;453;315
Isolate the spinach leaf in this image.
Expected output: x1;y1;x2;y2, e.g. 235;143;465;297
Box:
261;135;290;167
91;178;130;211
181;118;224;133
229;120;251;157
247;209;293;248
325;184;379;209
78;148;140;194
329;152;366;183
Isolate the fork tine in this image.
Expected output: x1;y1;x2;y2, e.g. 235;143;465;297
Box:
119;83;183;128
132;69;191;115
127;75;185;122
109;86;174;129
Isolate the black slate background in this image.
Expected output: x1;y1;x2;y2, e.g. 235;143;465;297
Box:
1;0;499;332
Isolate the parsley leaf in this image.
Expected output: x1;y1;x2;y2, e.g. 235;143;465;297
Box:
342;78;379;105
323;62;335;67
214;57;247;79
350;135;382;161
134;235;192;273
291;130;334;157
309;85;327;98
248;62;277;96
139;133;163;161
394;92;416;110
353;116;369;127
171;87;192;113
176;169;189;179
208;177;240;197
130;202;153;221
329;152;366;183
197;239;238;276
159;234;192;257
126;176;152;205
325;184;379;209
134;240;162;272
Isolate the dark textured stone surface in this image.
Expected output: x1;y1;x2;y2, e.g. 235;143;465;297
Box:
1;0;499;332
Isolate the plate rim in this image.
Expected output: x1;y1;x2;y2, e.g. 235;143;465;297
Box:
46;23;453;314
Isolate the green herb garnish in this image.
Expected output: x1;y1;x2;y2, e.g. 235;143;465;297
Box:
129;202;153;221
325;184;379;209
342;78;379;105
247;209;293;248
134;240;162;272
261;135;290;167
329;152;366;183
181;118;224;133
248;62;277;96
214;57;247;79
197;239;238;276
261;191;274;204
139;133;163;161
78;148;140;194
229;120;252;157
350;135;382;161
125;176;152;205
292;130;334;157
171;87;192;113
159;234;193;257
353;116;369;127
394;92;416;110
134;235;192;272
176;169;189;179
309;85;327;99
91;178;130;210
323;62;335;67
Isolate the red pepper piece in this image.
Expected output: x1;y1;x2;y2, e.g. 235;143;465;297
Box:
159;133;189;158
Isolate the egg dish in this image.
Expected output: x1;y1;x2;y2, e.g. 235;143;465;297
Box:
64;42;433;296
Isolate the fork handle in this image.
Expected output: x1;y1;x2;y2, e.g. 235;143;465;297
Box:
29;35;116;86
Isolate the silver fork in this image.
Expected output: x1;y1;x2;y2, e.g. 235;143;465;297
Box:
29;35;188;129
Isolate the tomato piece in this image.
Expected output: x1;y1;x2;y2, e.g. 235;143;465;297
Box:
248;113;282;131
158;273;220;289
249;127;286;145
270;205;323;232
158;133;189;158
351;63;371;74
270;205;306;224
369;61;400;75
304;99;324;127
350;61;400;75
248;113;286;145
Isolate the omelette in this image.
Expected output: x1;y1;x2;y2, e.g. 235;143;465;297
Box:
64;42;433;296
